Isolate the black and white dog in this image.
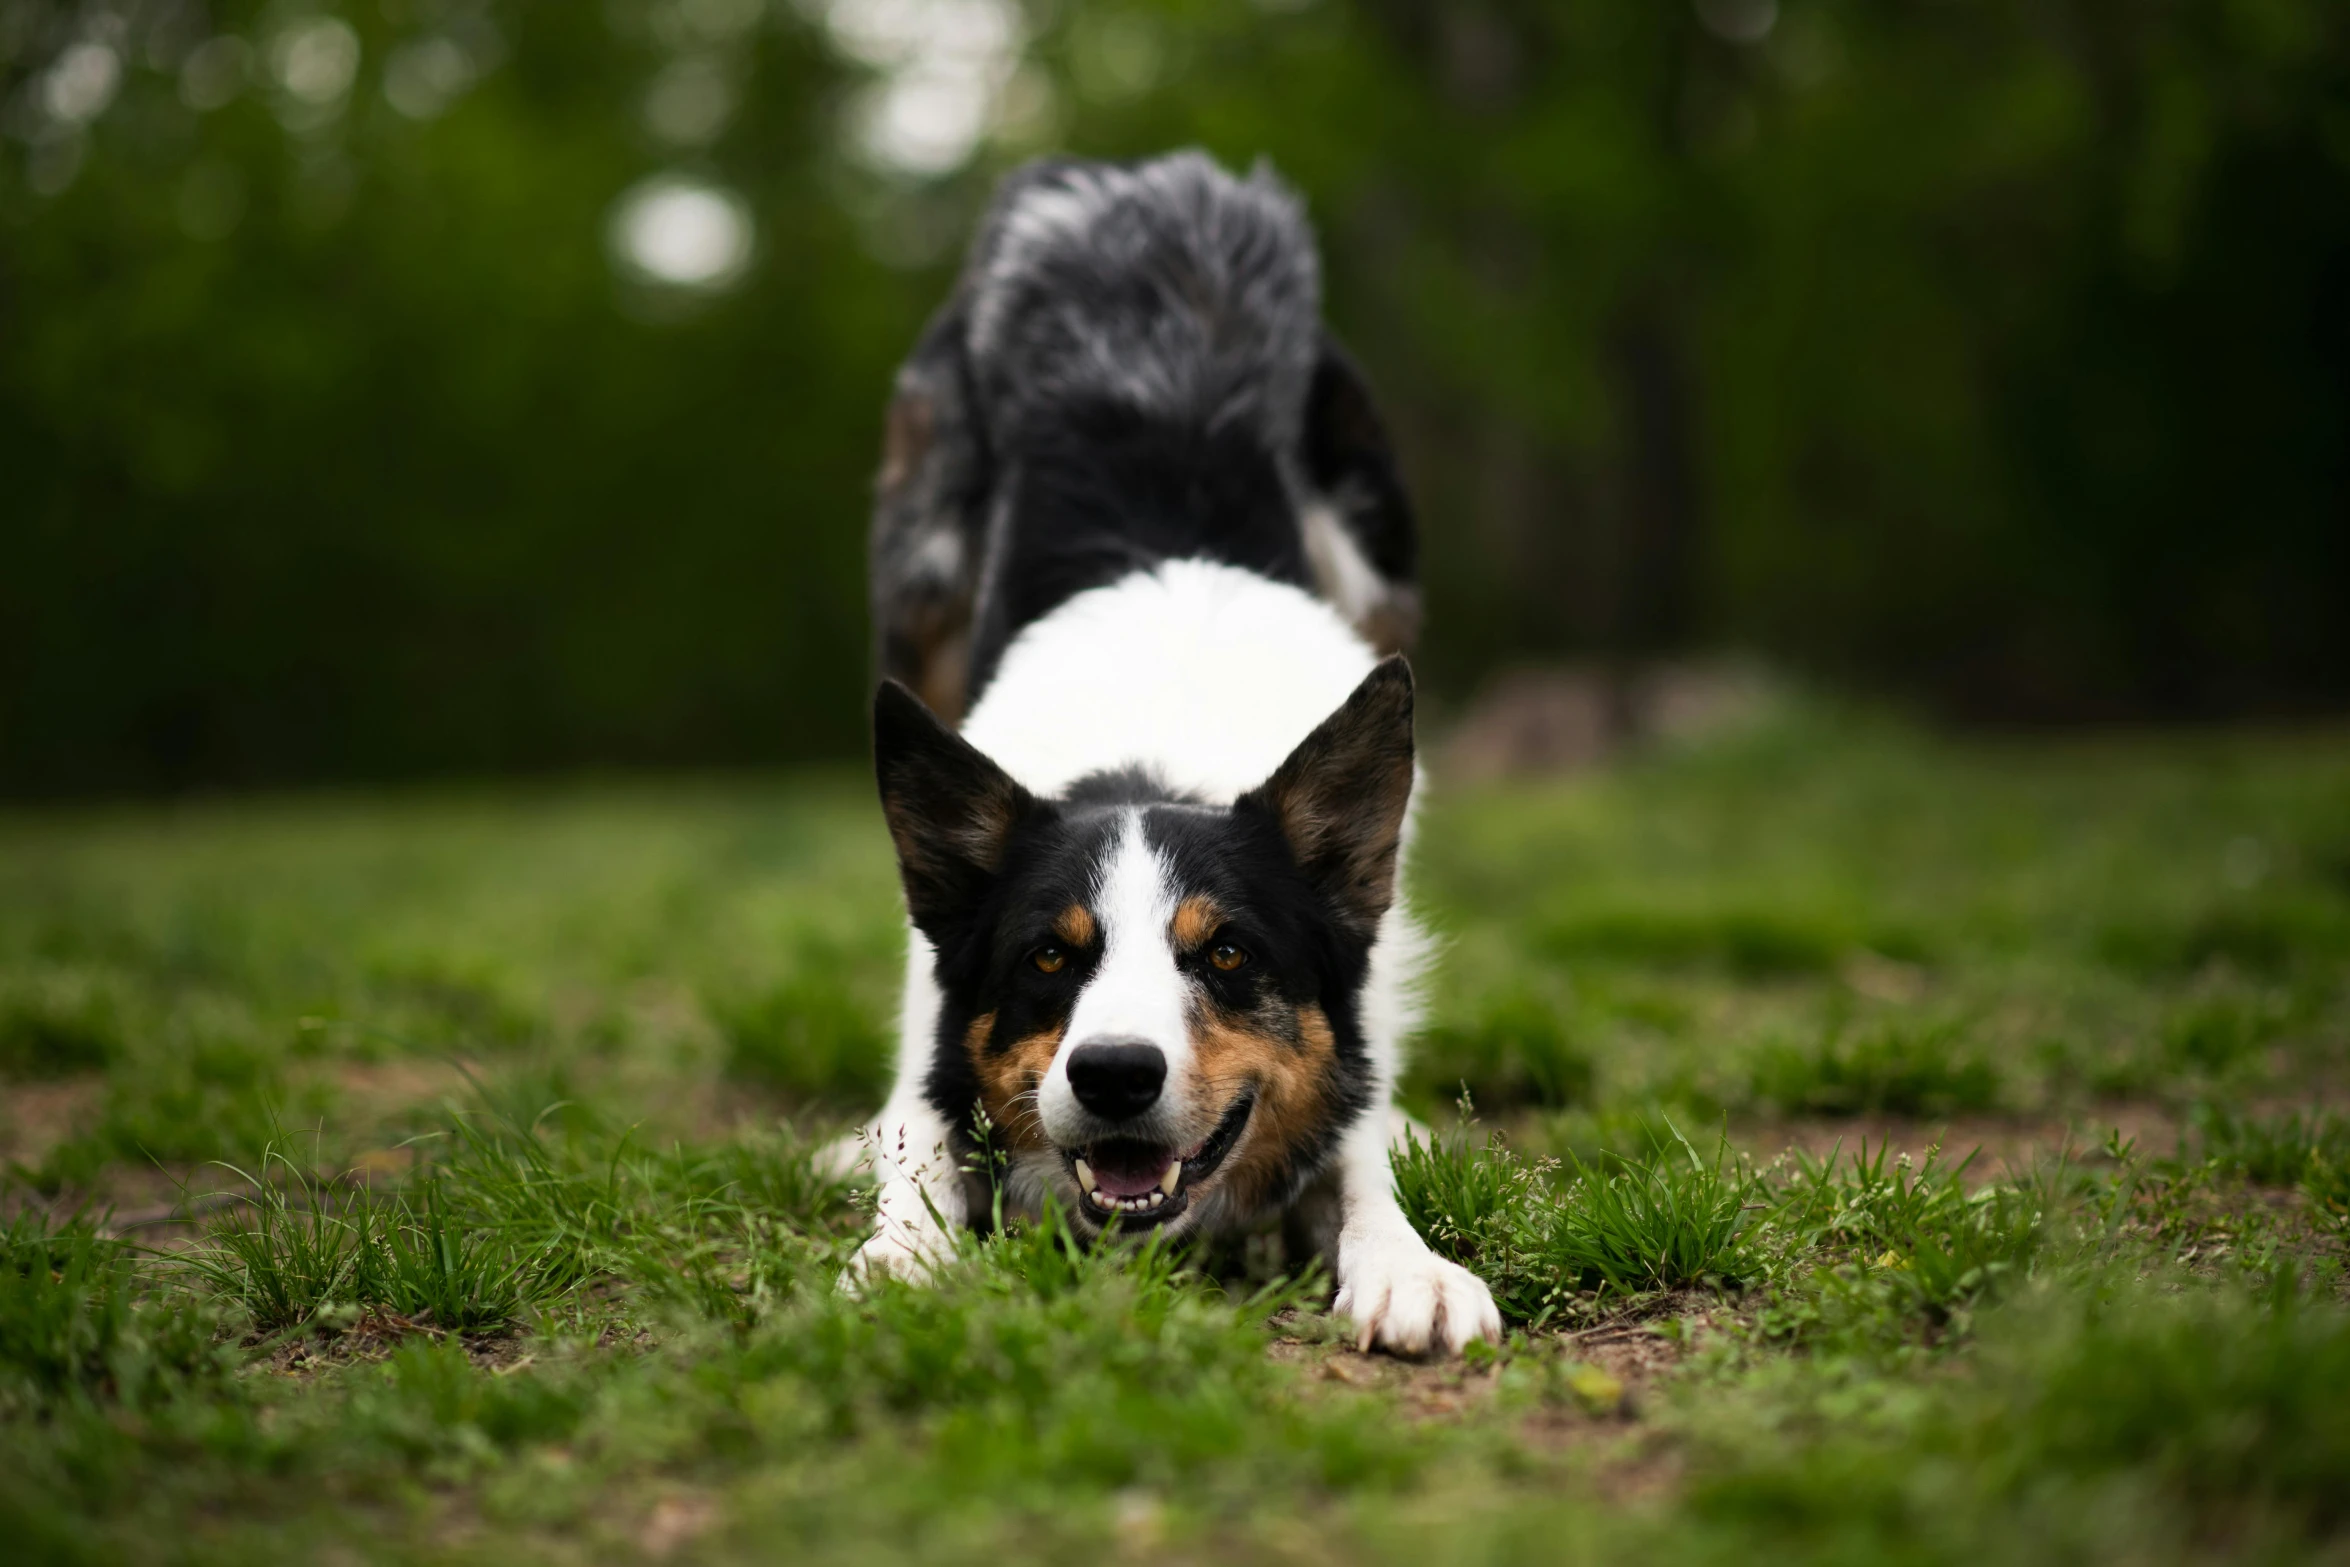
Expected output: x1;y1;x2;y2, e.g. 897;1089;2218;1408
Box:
847;151;1500;1356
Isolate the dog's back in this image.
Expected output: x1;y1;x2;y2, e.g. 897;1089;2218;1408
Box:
870;152;1420;724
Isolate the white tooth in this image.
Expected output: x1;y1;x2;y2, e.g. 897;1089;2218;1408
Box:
1147;1192;1164;1208
1158;1162;1181;1197
1075;1158;1096;1192
1090;1189;1113;1210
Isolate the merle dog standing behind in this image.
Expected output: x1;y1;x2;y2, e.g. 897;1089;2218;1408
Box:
846;151;1499;1355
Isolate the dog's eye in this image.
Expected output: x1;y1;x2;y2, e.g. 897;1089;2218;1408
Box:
1209;942;1248;972
1031;945;1068;974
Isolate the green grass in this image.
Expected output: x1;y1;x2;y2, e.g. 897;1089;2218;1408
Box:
1396;1119;1761;1322
2;706;2348;1562
1;1208;223;1413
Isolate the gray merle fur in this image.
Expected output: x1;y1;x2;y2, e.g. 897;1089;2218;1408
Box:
868;150;1420;723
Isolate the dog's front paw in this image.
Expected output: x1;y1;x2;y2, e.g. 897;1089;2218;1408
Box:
839;1193;960;1292
841;1223;955;1291
1333;1231;1502;1356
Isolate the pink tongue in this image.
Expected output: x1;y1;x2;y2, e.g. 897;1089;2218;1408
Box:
1091;1152;1174;1198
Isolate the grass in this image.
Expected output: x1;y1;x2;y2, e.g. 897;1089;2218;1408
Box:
179;1143;569;1336
1396;1118;1761;1323
1;704;2347;1562
1746;1019;2003;1118
0;1208;221;1412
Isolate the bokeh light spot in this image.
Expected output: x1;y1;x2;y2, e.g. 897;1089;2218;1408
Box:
272;17;361;105
179;36;251;111
818;0;1021;176
609;175;756;290
385;36;478;120
43;41;121;126
643;55;736;146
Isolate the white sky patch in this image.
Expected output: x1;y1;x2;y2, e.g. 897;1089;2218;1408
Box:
609;174;756;290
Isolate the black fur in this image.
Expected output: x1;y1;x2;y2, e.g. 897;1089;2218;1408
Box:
871;679;1038;949
868;151;1421;722
1234;656;1417;942
1139;799;1379;1198
866;152;1426;1239
966;402;1315;694
871;659;1410;1233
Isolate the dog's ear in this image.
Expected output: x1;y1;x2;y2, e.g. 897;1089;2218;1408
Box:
1302;337;1420;653
1237;657;1416;940
874;680;1034;941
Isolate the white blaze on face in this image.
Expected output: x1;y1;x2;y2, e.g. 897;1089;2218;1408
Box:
1037;812;1193;1145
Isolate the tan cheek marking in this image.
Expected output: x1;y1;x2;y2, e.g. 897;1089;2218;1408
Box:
1187;1000;1339;1216
964;1010;1061;1152
1053;904;1096;948
1170;895;1224;952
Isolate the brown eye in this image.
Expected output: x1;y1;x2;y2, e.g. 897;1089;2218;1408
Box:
1209;942;1248;972
1031;946;1067;974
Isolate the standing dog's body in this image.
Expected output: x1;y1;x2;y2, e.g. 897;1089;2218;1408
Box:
851;153;1499;1355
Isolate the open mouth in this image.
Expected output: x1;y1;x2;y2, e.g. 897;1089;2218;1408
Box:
1064;1091;1254;1226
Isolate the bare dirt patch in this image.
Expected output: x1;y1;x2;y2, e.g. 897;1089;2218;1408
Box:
328;1057;482;1114
258;1312;536;1381
1737;1103;2184;1183
0;1074;104;1167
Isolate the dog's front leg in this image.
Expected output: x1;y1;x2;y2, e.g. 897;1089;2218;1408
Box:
842;1093;969;1287
1326;1110;1502;1355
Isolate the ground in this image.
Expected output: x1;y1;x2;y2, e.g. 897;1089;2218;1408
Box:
3;698;2348;1564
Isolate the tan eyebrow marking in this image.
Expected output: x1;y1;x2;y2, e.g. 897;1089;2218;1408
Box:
1171;895;1224;952
1053;904;1096;947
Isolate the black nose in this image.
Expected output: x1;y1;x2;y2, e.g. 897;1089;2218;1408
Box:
1066;1038;1167;1121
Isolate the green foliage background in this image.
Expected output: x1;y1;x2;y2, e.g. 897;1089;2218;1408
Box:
4;0;2346;796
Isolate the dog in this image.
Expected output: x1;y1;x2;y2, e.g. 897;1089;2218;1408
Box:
845;151;1500;1356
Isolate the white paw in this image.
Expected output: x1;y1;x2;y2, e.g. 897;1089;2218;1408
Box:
1333;1231;1502;1356
840;1218;957;1291
838;1178;962;1292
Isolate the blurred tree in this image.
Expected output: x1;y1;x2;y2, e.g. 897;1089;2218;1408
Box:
1025;0;2350;720
1;0;932;792
0;0;2344;796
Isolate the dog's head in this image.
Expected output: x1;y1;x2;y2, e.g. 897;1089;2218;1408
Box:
873;659;1413;1235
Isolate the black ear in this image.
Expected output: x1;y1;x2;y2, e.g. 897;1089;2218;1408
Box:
873;680;1034;940
1237;657;1416;940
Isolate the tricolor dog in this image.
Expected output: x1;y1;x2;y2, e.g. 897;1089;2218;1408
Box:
846;151;1501;1355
